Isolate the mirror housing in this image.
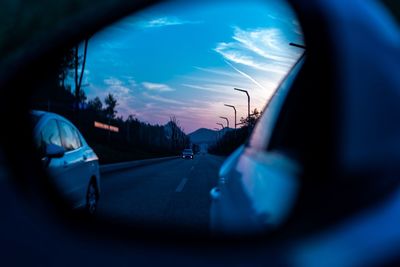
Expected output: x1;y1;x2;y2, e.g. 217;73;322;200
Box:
45;144;65;158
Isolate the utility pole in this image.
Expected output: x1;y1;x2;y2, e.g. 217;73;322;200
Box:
234;88;250;121
219;116;229;128
224;104;237;129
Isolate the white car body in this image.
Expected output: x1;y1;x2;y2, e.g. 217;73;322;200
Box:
210;57;304;234
31;110;100;210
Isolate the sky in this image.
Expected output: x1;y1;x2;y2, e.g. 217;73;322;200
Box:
77;0;303;133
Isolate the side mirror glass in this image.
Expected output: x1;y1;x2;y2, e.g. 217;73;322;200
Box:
45;144;65;158
27;0;304;236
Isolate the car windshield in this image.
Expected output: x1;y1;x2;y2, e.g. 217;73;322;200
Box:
184;149;193;153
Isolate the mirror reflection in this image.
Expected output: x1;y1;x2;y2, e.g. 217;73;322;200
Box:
29;0;304;234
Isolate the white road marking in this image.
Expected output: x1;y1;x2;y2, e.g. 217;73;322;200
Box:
175;178;188;192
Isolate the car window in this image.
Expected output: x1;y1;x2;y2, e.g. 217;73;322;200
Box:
58;121;82;151
267;58;305;156
267;53;326;166
37;119;62;153
248;56;305;152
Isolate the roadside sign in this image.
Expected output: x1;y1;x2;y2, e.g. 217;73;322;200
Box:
94;121;119;133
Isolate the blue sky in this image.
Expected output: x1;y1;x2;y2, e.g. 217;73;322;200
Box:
78;0;303;133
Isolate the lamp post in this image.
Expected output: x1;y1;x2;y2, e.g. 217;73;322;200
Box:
216;123;224;130
219;116;229;129
289;42;306;49
234;88;250;121
224;104;237;128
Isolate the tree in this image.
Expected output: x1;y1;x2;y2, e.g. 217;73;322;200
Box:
239;108;262;128
88;97;103;112
58;48;75;90
104;93;118;120
166;116;190;151
78;89;87;104
169;116;179;149
74;38;89;103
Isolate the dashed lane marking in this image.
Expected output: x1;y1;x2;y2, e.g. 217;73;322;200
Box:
175;178;188;192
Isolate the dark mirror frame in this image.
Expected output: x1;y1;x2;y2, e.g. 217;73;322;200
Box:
0;0;336;249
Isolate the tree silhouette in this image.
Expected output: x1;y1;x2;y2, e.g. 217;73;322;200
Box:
88;97;103;112
104;93;118;120
74;38;89;103
59;48;75;90
210;108;262;156
239;108;262;128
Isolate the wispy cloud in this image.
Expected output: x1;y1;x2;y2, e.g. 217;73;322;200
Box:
104;77;132;95
224;60;266;90
182;83;230;94
102;77;137;117
193;66;243;79
142;82;174;92
142;92;184;105
214;27;302;74
138;16;202;28
292;20;303;36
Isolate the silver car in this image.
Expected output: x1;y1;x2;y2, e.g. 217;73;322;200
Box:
30;110;101;214
182;149;194;159
210;56;304;234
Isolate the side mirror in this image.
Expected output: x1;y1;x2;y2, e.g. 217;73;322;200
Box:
45;144;65;158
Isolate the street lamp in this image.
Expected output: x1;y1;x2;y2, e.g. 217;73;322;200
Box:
224;104;237;129
219;116;229;128
216;123;224;130
234;88;250;120
289;42;306;49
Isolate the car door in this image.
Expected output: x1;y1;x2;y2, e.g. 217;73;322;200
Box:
210;55;305;234
35;119;66;185
57;120;88;208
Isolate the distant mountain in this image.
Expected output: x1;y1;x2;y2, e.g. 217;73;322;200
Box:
189;128;217;144
188;128;232;145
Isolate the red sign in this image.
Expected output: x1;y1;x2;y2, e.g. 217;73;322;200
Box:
94;121;119;133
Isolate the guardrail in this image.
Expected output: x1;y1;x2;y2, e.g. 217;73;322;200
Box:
100;156;180;175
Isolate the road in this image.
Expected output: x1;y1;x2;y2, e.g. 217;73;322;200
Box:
97;153;225;232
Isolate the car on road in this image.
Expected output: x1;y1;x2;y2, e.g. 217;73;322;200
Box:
182;149;194;159
30;110;101;214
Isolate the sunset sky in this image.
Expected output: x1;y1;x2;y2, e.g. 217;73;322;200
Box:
79;0;303;133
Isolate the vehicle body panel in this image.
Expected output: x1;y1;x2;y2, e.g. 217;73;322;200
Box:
31;110;100;209
210;57;305;234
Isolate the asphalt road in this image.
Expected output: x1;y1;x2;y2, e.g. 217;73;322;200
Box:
97;153;226;232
